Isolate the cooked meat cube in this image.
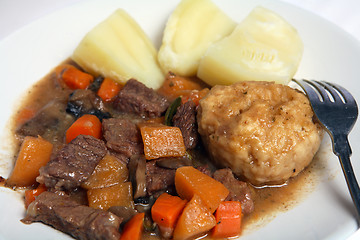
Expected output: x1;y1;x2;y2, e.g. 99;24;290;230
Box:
37;135;107;191
196;164;213;177
172;100;199;149
22;191;122;240
16;101;74;144
198;81;323;185
66;89;110;120
102;118;143;161
113;79;169;118
146;160;175;195
213;168;254;215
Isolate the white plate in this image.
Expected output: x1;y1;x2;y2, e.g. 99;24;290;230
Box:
1;0;360;239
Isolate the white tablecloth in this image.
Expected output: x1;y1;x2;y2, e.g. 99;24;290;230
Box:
0;0;360;239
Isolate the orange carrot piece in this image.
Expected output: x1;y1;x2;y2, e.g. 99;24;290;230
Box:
120;212;145;240
61;65;93;89
145;117;165;125
181;88;210;106
151;193;187;238
87;182;134;210
54;64;73;77
7;136;53;187
81;154;128;190
175;166;229;213
212;201;242;238
65;114;102;143
15;107;36;127
173;195;216;240
24;184;47;208
140;124;186;160
157;72;205;101
97;77;121;102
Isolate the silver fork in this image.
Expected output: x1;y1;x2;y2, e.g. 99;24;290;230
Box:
293;79;360;224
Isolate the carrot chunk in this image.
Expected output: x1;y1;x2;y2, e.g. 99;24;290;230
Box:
24;184;47;208
173;195;216;240
120;212;145;240
97;77;121;102
61;65;94;89
157;72;205;101
65;114;102;143
181;88;209;106
212;201;242;238
81;154;129;190
7;136;53;187
87;182;134;210
175;166;229;213
151;193;187;238
15;107;36;127
140;124;186;160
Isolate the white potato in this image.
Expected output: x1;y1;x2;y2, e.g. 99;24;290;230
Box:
72;9;164;89
197;6;303;86
157;0;236;76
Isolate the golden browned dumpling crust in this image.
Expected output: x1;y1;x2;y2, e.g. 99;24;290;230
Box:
197;81;322;185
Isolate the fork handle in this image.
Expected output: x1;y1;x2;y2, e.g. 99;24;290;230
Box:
334;134;360;224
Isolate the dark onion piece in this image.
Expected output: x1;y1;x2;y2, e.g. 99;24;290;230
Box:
108;206;137;224
88;76;104;92
155;156;192;169
128;155;147;199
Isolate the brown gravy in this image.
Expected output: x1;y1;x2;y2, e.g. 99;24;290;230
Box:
6;60;325;239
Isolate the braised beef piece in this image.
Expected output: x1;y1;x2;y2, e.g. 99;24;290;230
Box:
22;191;122;240
102;118;143;163
213;168;254;215
196;164;213;177
37;135;107;191
172;100;199;149
66;89;111;120
16;101;74;145
146;160;176;195
113;79;169;118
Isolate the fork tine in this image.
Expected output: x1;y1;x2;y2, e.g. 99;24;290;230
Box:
318;81;343;103
292;79;322;102
307;80;332;102
324;81;358;106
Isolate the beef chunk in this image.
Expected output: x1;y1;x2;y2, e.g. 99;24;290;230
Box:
66;89;110;120
196;164;213;177
146;160;175;195
173;100;199;149
102;118;143;162
113;79;169;118
37;135;107;191
22;191;121;240
213;168;254;215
